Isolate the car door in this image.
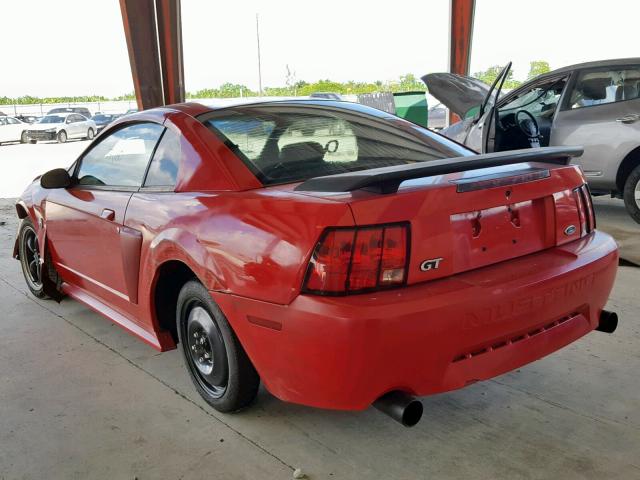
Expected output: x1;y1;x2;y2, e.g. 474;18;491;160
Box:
0;117;8;142
6;116;25;142
71;114;85;138
552;65;640;191
44;122;165;311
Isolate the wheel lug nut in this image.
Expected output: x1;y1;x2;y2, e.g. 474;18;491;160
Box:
200;338;206;344
204;352;210;359
198;357;203;363
193;332;198;338
191;345;196;351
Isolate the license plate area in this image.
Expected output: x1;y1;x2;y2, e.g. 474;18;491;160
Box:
451;198;554;271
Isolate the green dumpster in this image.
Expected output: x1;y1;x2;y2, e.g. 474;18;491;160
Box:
393;91;428;128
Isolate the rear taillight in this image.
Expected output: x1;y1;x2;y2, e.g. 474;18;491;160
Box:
573;184;596;236
303;223;409;295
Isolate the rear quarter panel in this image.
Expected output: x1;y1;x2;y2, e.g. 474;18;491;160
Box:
124;188;355;307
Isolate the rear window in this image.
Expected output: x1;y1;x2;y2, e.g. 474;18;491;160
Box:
202;104;468;185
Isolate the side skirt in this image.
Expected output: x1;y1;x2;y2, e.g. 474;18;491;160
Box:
62;282;173;351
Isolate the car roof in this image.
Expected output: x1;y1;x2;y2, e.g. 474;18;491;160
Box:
547;57;640;75
173;97;375;115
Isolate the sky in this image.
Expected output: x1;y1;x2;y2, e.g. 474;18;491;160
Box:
1;0;639;98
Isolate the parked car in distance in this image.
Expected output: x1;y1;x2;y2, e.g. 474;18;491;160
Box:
423;57;640;223
15;114;41;124
25;113;96;143
14;100;618;426
310;92;343;100
124;108;139;115
427;102;447;130
92;113;121;133
47;106;93;119
0;116;29;144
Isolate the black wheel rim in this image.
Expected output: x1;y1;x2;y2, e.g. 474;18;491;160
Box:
182;301;228;398
20;225;42;291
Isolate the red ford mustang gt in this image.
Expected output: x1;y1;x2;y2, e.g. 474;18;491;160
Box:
14;100;619;426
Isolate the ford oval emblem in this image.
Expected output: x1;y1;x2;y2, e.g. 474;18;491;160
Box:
564;225;577;236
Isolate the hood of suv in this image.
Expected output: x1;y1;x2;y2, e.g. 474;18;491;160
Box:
421;72;490;118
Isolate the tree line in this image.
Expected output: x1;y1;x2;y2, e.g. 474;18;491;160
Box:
0;62;550;105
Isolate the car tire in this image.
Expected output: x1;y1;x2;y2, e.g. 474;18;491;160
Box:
177;280;260;413
57;130;67;143
20;131;28;143
86;128;95;140
29;139;37;144
623;164;640;224
18;218;46;298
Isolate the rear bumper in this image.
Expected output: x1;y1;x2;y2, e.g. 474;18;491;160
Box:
213;231;618;411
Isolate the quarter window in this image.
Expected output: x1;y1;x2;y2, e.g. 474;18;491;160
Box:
144;128;181;187
76;123;164;187
569;68;640;109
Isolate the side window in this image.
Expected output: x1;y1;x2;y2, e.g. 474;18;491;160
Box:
76;123;164;187
569;68;640;109
7;117;20;125
143;128;181;187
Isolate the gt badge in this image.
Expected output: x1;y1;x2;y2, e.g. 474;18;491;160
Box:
420;257;443;271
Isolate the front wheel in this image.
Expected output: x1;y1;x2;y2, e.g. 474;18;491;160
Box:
21;131;28;143
623;164;640;224
18;218;46;298
57;130;67;143
177;281;259;412
86;128;95;140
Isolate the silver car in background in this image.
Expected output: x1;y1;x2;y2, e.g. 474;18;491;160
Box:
424;58;640;223
25;112;97;144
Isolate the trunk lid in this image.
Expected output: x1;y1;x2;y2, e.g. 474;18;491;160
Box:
291;148;590;286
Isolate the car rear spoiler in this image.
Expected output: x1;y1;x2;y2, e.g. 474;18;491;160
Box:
294;146;584;194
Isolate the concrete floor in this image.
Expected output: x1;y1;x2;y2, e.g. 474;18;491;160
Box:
0;145;639;478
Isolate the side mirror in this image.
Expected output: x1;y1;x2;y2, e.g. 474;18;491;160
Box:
41;168;72;189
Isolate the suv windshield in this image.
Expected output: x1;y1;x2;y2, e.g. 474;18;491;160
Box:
201;104;469;185
39;115;65;124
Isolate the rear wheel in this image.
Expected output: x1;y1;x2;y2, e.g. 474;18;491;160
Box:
623;164;640;224
86;128;95;140
20;131;28;143
18;219;45;298
57;130;67;143
177;281;259;412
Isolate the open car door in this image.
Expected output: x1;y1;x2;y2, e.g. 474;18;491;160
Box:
478;62;512;153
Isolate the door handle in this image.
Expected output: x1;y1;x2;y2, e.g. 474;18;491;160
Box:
100;208;115;221
616;114;640;124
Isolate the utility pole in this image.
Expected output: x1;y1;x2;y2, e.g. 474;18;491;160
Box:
256;13;263;96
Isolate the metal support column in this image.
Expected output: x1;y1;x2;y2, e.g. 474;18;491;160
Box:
119;0;184;110
448;0;475;123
